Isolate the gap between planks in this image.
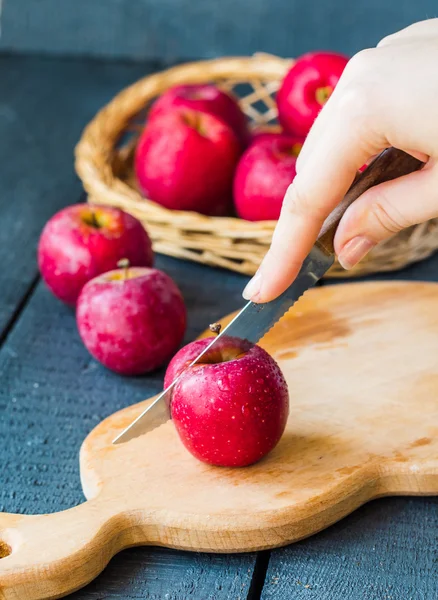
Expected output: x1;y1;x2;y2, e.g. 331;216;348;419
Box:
248;551;271;600
0;273;40;348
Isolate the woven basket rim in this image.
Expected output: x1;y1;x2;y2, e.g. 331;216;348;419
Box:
74;54;293;232
74;54;438;278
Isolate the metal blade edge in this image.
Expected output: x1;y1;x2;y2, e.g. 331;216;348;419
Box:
113;245;333;444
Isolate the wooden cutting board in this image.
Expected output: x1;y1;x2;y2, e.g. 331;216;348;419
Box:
0;281;437;600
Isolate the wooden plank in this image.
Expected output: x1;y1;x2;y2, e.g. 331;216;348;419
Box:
0;255;247;512
0;254;258;598
262;497;438;599
264;258;438;600
0;54;155;337
68;546;257;599
1;280;432;600
1;0;436;62
0;54;260;598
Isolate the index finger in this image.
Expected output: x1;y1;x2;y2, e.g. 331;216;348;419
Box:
243;92;381;303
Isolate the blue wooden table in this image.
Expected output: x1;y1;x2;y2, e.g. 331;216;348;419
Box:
0;54;436;600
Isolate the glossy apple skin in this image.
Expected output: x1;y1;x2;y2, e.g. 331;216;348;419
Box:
38;204;154;306
148;84;249;147
233;134;303;221
277;51;349;136
135;108;242;216
165;336;289;467
77;267;186;375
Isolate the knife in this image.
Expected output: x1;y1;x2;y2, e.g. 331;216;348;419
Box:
113;147;423;445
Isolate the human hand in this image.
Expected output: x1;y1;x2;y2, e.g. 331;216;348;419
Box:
243;19;438;303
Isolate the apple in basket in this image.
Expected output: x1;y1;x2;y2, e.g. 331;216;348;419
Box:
38;204;153;306
164;334;289;467
233;134;303;221
77;260;186;375
148;84;249;147
135;107;242;215
277;51;349;137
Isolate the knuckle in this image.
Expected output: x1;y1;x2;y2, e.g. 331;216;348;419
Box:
337;83;370;116
345;48;376;74
339;49;377;101
283;181;325;222
338;71;383;141
377;32;396;47
283;183;308;217
369;193;411;235
335;83;374;136
334;51;379;132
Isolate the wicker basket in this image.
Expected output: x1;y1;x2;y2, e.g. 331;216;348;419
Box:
75;54;438;277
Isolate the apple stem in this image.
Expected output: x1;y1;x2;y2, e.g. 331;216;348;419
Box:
209;322;222;336
315;85;333;106
291;142;303;157
117;258;130;280
89;210;100;228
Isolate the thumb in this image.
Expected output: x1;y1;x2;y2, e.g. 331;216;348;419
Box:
335;160;437;269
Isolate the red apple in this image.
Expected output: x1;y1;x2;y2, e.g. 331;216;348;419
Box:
165;336;289;467
77;264;186;375
148;84;249;147
135;108;241;215
277;51;349;136
38;204;153;306
233;134;302;221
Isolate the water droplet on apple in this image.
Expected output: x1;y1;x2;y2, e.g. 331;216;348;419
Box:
256;378;264;385
217;378;230;391
242;404;249;416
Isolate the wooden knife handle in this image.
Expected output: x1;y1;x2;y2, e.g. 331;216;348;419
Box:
316;147;424;256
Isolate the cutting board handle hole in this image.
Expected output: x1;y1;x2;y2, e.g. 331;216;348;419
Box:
0;540;11;559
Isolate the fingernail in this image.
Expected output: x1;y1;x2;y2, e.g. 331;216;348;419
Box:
338;236;376;270
243;269;262;301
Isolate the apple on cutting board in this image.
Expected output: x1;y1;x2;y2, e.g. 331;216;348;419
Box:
164;335;289;467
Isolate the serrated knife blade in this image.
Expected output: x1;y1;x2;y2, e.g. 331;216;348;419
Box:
112;245;332;444
112;147;424;445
